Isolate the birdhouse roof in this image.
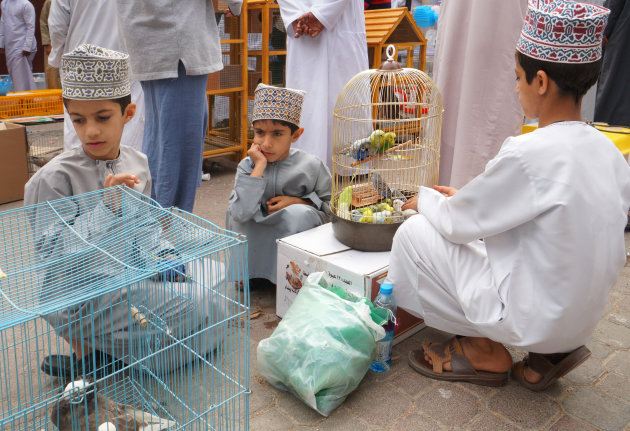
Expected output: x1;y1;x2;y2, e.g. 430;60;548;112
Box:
365;7;426;46
247;0;276;5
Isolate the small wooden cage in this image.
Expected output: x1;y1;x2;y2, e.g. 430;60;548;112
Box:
247;0;286;88
331;46;443;251
365;8;427;71
206;1;249;160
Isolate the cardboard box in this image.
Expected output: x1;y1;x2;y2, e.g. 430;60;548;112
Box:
277;223;425;344
0;122;29;204
207;65;242;91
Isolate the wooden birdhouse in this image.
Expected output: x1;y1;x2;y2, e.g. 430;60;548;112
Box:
365;7;427;71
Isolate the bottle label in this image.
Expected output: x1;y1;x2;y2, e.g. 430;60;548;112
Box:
375;339;393;362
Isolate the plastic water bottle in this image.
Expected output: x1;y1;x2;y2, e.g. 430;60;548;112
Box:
370;283;397;372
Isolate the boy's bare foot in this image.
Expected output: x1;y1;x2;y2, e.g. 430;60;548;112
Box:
424;336;513;374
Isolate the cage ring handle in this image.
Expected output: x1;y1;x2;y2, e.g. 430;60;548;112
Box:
386;45;396;61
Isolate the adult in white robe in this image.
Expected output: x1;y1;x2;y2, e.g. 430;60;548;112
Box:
277;0;369;168
227;148;331;283
0;0;36;91
433;0;527;188
388;123;630;354
48;0;145;152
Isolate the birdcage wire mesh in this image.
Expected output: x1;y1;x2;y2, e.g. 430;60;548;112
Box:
0;187;249;430
26;122;65;177
331;46;443;250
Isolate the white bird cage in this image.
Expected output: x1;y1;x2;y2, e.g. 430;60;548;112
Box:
331;45;443;251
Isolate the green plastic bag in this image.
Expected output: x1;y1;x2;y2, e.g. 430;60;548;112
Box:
257;272;387;416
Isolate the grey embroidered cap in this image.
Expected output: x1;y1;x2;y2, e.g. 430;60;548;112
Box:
61;44;131;100
252;83;306;127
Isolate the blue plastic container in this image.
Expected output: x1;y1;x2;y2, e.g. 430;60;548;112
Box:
0;75;11;96
414;5;438;28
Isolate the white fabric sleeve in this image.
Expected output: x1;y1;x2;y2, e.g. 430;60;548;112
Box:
22;2;36;52
227;161;267;223
419;142;542;244
311;0;351;31
225;0;243;16
48;0;71;68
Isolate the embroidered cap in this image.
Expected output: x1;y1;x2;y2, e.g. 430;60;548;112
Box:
61;44;131;100
516;0;609;63
252;84;306;127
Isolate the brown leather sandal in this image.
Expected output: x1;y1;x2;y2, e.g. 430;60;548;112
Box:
511;345;591;391
408;336;509;387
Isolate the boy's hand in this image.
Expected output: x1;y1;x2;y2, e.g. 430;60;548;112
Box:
400;186;458;211
267;196;309;214
104;173;140;189
402;195;418;211
433;185;458;197
103;173;140;215
247;144;267;169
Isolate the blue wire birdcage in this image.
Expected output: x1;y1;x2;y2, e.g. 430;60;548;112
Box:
0;187;249;430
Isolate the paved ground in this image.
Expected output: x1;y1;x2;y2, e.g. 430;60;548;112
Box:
3;159;630;430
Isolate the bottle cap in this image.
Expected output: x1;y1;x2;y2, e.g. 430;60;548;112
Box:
380;283;393;295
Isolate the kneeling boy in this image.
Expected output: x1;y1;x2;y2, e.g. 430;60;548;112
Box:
227;84;332;286
25;45;223;379
387;1;630;390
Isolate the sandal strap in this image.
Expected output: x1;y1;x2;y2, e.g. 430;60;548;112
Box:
422;337;476;375
422;341;451;374
526;349;576;375
526;353;554;375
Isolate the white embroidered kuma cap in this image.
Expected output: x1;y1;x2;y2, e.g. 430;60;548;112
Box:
516;0;609;63
252;83;306;127
61;44;131;100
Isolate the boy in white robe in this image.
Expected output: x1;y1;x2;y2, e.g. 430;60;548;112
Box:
25;45;224;380
387;0;630;391
227;84;332;286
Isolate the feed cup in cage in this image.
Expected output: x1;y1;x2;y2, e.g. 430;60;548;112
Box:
331;45;443;251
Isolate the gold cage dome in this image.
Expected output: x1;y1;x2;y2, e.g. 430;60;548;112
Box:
331;45;443;251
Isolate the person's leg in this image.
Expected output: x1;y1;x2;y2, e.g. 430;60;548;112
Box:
6;51;36;91
141;61;207;212
120;80;145;151
142;79;162;202
388;215;511;382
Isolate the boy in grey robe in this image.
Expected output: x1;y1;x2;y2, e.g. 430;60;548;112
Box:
227;84;331;285
25;45;226;379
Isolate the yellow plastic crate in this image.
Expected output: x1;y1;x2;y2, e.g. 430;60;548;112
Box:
0;89;63;119
522;123;630;157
